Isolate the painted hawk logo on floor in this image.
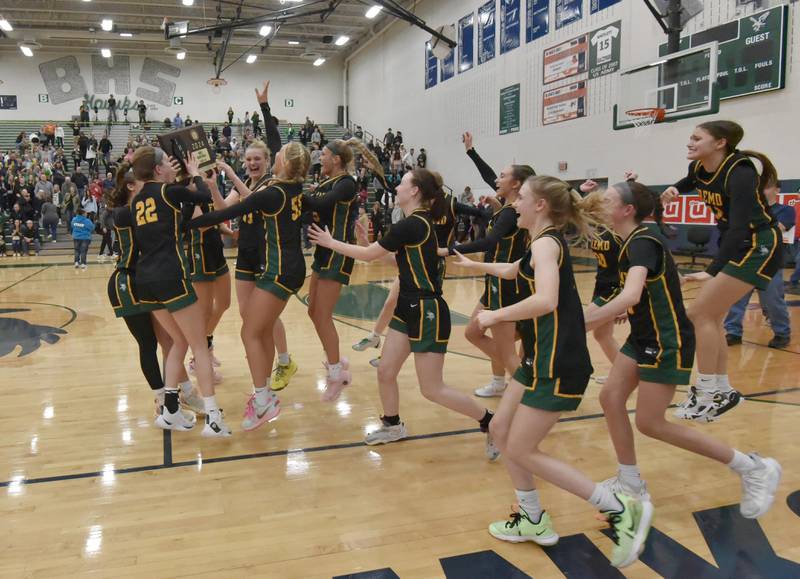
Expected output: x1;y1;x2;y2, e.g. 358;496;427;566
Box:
0;307;68;358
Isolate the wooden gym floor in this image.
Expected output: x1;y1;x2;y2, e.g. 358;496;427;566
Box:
1;250;798;578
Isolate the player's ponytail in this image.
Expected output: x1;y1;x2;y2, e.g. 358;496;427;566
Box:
107;161;136;207
410;168;447;221
613;180;655;224
697;120;777;196
527;176;606;244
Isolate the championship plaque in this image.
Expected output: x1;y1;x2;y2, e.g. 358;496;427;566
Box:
157;125;216;180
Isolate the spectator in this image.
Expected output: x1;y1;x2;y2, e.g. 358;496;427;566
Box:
78;132;89;162
211;125;219;143
355;125;364;140
79;100;90;125
42;123;56;147
102;172;114;193
41;196;59;242
107;94;117;122
227;106;234;123
81;189;98;220
459;185;473;203
71;166;88;194
310;144;322;181
20;219;41;256
99;133;113;171
402;147;415;170
62;177;79;224
173;112;184;128
137;99;147;124
724;179;794;349
383;128;394;147
791;200;800;287
394;130;403;146
287;123;296;142
85;137;98;175
35;174;53;199
370;201;385;241
244;111;251;131
251;110;261;136
222;122;232;141
54;124;65;148
311;126;321;147
97;205;115;260
70;208;93;269
18;189;36;221
343;127;353;140
11;219;22;256
417;147;427;168
185;116;194;127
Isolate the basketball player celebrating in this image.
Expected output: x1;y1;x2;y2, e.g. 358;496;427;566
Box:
308;169;499;460
107;168;203;418
213;80;297;392
189;142;310;431
454;175;650;569
662;121;783;422
586;179;781;519
352;180;490;366
303;138;375;401
457;131;534;398
129;147;231;436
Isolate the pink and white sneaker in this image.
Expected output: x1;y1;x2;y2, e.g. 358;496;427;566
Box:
241;393;280;431
321;357;352;402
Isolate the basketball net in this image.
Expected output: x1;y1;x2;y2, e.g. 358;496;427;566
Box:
626;108;665;138
207;77;228;95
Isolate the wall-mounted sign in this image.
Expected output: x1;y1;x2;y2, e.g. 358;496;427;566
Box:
0;95;18;110
38;94;50;103
543;34;588;84
284;98;295;108
588;21;621;79
542;81;586;125
499;84;521;135
173;96;184;105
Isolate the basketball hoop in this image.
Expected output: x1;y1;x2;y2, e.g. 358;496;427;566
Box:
207;77;228;95
625;108;666;137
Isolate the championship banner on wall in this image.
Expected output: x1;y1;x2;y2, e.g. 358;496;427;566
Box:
588;20;621;78
526;0;549;43
542;81;586;125
591;0;621;14
459;13;475;73
425;42;438;89
543;34;588;84
500;0;521;54
556;0;582;29
478;0;497;65
662;193;799;227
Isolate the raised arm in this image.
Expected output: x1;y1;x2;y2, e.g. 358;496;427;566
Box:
450;250;521;279
255;81;283;158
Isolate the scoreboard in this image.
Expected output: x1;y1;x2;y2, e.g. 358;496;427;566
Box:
658;5;788;105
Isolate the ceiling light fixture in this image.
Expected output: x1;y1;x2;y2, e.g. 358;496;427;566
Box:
182;0;195;5
20;45;33;57
288;40;300;45
259;25;272;37
335;35;350;46
0;18;13;32
313;57;325;66
177;50;186;60
101;19;113;31
101;48;112;58
246;54;257;64
365;6;382;19
119;32;133;37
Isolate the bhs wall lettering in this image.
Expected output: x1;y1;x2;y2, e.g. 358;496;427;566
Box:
38;55;181;107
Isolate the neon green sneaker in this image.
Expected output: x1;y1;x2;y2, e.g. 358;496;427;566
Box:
271;357;297;391
604;493;653;568
488;507;559;546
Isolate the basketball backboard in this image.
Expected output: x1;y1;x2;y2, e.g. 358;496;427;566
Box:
613;41;720;131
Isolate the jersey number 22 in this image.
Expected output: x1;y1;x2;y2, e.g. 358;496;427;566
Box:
135;198;158;226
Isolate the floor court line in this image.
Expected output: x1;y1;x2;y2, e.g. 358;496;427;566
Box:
0;265;52;293
4;385;797;490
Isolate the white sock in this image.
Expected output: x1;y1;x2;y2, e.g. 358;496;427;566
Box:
277;352;290;366
695;372;716;394
514;489;542;519
179;380;193;395
715;374;733;393
154;387;165;397
618;463;642;487
589;483;624;513
492;375;505;387
254;383;273;406
203;395;219;414
328;362;342;379
368;331;380;340
728;450;757;474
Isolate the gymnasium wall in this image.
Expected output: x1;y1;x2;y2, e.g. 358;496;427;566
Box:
346;0;800;195
0;54;343;124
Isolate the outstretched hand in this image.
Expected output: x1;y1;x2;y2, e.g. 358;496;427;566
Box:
308;223;333;248
255;81;270;104
462;131;473;151
580;179;598;194
354;219;370;246
661;186;679;206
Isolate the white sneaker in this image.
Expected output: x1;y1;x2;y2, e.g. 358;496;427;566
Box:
241;393;280;431
353;333;381;351
74;261;79;268
485;432;501;461
80;264;87;270
365;422;408;445
97;254;105;262
600;475;652;503
474;381;507;398
202;409;233;437
180;388;206;416
369;356;381;368
739;454;782;519
673;386;699;418
594;375;608;384
676;388;743;423
154;406;196;431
